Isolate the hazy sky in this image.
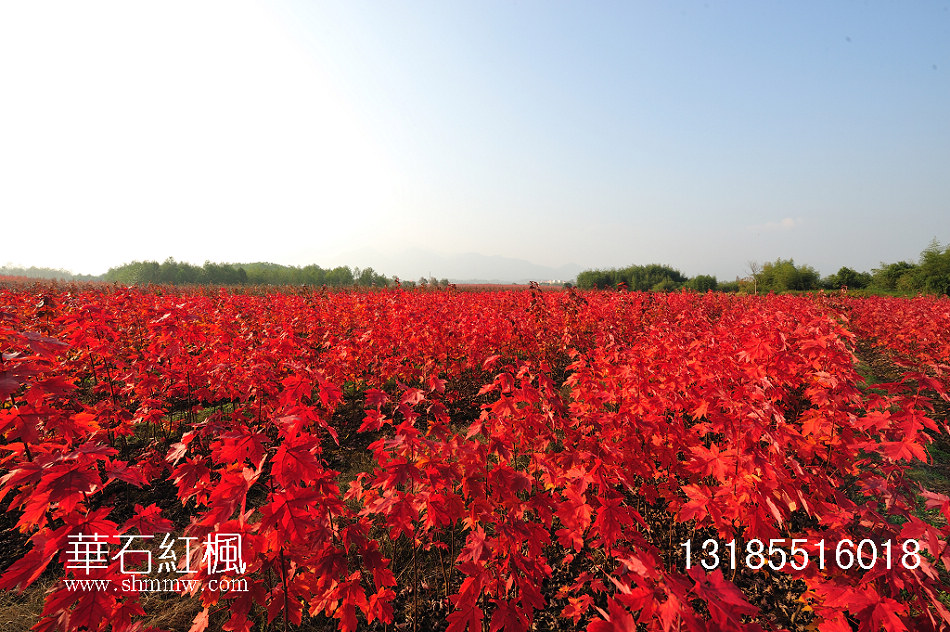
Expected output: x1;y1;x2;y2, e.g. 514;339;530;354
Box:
2;1;948;280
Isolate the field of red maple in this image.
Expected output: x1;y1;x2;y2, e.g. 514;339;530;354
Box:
1;282;949;632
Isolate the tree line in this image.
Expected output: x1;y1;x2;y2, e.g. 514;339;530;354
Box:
100;259;394;287
575;240;950;295
576;264;718;292
0;265;99;282
3;259;457;289
6;240;949;294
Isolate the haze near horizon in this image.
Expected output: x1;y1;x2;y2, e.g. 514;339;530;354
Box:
1;1;948;282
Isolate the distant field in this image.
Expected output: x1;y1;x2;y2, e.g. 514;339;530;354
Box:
454;283;529;291
1;284;948;631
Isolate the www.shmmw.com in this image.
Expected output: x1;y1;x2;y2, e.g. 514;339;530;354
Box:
64;577;249;592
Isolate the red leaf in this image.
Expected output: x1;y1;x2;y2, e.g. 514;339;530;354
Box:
447;603;484;632
34;464;100;514
272;433;322;487
188;607;210;632
121;504;173;535
0;531;57;592
365;388;389;408
587;598;635;632
561;595;593;625
489;600;529;632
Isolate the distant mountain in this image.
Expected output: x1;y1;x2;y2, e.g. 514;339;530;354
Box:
322;248;582;284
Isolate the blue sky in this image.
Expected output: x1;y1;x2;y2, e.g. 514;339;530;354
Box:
1;1;947;280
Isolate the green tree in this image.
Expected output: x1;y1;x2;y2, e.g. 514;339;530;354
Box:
650;278;678;292
822;266;871;290
576;264;686;290
355;266;389;287
687;274;718;292
301;265;326;285
104;260;389;287
576;269;614;289
871;261;918;291
917;239;950;295
718;279;740;293
325;266;355;286
627;264;686;291
757;258;819;292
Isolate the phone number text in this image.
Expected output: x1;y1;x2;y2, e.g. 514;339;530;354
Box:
680;538;921;572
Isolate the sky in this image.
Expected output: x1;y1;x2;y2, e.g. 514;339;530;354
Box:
1;1;948;281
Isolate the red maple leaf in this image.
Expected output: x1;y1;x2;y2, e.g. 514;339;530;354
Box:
587;598;635;632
